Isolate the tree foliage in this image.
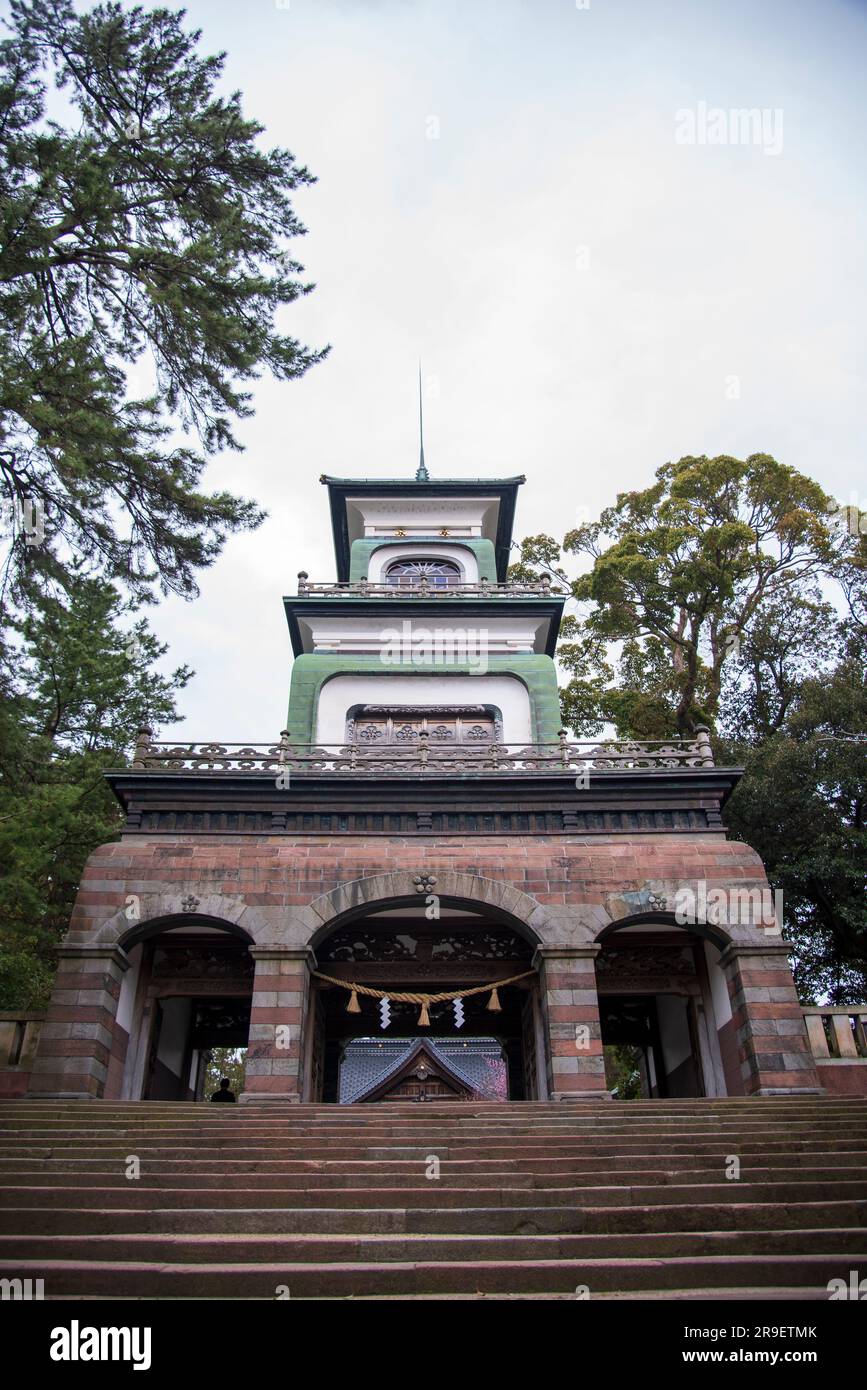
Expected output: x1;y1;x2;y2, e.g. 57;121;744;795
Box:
514;454;837;736
0;572;190;1008
0;0;325;612
513;454;866;1000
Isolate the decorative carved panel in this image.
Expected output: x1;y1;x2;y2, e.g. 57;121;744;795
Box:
151;946;254;980
596;944;697;991
319;928;532;964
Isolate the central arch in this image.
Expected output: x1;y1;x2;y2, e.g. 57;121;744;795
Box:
305;870;549;950
302;873;547;1104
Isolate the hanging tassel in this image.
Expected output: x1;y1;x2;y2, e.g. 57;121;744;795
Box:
417;999;430;1027
487;986;502;1012
346;988;361;1014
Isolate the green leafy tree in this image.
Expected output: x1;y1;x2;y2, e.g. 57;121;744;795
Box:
0;571;190;1008
0;0;325;613
720;627;867;1002
202;1046;246;1101
513;454;866;999
514;454;836;736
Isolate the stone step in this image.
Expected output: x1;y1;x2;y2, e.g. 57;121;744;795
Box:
2;1097;863;1299
1;1163;863;1190
2;1226;864;1265
1;1178;864;1209
4;1109;863;1129
2;1130;865;1155
5;1100;861;1123
5;1128;867;1150
5;1123;864;1140
0;1150;863;1174
3;1197;864;1237
317;1288;834;1301
7;1099;862;1111
0;1253;857;1297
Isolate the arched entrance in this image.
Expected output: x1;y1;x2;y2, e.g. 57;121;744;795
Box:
305;899;545;1102
595;915;732;1098
116;915;255;1101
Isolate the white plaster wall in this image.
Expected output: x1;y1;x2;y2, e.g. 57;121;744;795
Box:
115;943;142;1033
704;939;733;1025
305;614;542;655
346;497;498;544
367;542;478;583
316;673;533;743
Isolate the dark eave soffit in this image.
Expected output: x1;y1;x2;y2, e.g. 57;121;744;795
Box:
282;595;565;659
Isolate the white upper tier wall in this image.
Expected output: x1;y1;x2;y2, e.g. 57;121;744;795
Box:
345;496;501;544
315;674;533;744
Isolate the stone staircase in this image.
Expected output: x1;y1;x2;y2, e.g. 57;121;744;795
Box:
0;1097;865;1299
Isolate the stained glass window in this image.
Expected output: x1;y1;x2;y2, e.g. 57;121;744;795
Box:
385;558;461;588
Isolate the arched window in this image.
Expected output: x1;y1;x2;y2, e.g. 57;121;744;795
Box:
385;558;462;589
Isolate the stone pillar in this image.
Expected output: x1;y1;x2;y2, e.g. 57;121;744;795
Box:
720;942;822;1095
241;946;314;1104
534;945;608;1101
27;945;130;1099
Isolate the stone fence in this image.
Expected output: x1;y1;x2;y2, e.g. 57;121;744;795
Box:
801;1005;867;1095
0;1013;44;1097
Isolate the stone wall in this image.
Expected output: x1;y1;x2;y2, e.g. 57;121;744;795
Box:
27;830;821;1101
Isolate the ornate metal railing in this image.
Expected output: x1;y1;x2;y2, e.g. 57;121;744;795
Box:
129;728;715;775
295;573;569;598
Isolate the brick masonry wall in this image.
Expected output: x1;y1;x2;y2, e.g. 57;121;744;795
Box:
815;1065;867;1096
30;830;822;1099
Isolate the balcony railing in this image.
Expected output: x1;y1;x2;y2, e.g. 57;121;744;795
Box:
129;728;716;775
295;573;569;598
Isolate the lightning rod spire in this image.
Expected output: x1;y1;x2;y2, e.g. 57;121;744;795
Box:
416;362;429;481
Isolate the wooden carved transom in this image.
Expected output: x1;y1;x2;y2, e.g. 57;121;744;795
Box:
596;944;696;984
151;945;254;980
319;927;533;964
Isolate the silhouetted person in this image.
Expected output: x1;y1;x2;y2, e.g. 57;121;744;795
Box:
210;1077;236;1103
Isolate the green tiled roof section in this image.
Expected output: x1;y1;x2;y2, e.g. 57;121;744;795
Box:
348;537;498;583
286;653;562;744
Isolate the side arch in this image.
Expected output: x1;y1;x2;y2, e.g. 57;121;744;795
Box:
594;910;733;953
89;894;262;950
117;911;256;954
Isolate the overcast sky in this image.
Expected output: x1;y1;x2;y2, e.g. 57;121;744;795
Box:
129;0;866;743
